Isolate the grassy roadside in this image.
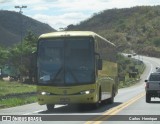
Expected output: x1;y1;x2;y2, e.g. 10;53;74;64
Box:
0;81;36;96
0;81;37;109
0;96;37;109
119;60;146;88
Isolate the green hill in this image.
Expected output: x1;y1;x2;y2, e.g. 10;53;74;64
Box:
0;10;55;47
66;6;160;57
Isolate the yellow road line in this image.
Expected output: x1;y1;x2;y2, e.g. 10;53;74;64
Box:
85;92;145;124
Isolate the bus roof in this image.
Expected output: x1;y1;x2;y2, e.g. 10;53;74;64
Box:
39;31;115;46
39;31;97;38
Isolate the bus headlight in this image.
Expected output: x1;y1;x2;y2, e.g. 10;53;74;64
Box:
41;92;51;95
80;89;95;95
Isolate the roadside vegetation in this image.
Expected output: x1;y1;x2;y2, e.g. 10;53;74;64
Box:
0;31;37;83
0;80;36;109
0;81;36;96
118;54;145;88
0;96;37;108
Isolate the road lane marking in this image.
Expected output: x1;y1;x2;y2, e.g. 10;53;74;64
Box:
85;92;145;124
23;110;44;115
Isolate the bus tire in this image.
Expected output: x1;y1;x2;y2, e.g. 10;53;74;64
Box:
107;87;114;104
46;104;55;111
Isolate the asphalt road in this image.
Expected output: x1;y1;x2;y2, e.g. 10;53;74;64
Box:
0;55;160;124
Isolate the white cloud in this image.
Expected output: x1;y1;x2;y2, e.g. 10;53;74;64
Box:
12;0;43;5
31;12;89;30
32;6;49;11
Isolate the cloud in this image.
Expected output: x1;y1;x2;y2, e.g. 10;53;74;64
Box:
48;0;109;12
12;0;43;5
32;6;49;11
31;12;89;30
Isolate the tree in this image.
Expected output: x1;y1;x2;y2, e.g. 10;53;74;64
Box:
9;31;38;82
0;46;9;66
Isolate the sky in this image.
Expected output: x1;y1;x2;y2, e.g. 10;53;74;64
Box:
0;0;160;30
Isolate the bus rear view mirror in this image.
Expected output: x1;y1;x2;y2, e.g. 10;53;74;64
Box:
98;59;102;70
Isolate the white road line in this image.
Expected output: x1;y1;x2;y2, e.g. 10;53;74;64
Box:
23;110;44;115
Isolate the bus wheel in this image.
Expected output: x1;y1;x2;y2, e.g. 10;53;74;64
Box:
107;87;114;104
46;104;55;111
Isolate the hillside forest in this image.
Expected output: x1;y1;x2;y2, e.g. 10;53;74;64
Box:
67;6;160;57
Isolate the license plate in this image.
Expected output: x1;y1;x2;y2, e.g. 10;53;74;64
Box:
60;98;70;103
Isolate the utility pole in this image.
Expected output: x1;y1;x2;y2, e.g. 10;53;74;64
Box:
15;5;27;81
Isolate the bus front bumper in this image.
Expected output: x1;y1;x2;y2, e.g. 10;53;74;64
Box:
38;93;98;105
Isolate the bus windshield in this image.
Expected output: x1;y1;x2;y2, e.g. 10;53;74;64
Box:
38;37;95;86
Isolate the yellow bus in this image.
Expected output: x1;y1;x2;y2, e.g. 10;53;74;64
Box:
37;31;119;111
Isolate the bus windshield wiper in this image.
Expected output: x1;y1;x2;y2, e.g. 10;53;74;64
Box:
67;68;79;83
51;67;63;83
